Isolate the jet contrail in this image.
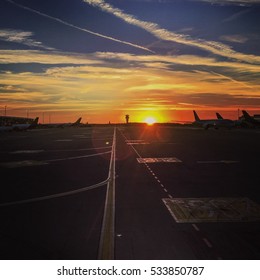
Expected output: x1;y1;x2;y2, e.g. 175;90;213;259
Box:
210;71;255;89
84;0;260;64
4;0;153;53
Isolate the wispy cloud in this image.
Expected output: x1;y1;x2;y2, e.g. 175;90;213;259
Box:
84;0;260;64
0;29;54;50
0;50;102;65
220;34;248;43
222;8;251;22
5;0;152;53
194;0;260;5
1;49;259;118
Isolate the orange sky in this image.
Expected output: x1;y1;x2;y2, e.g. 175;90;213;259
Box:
1;51;260;124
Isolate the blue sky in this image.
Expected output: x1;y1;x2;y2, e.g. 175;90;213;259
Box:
0;0;260;123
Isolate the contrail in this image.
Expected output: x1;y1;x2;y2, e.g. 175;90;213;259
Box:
4;0;153;53
210;71;255;89
84;0;260;64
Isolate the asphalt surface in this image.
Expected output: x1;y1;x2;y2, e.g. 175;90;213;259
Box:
0;125;259;260
0;126;113;259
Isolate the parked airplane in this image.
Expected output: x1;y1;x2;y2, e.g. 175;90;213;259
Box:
40;117;82;128
0;117;39;132
216;112;243;128
193;111;235;129
242;110;260;127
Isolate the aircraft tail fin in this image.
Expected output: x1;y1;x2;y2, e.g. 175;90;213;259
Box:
71;117;82;126
216;112;223;120
193;110;200;122
29;117;39;129
242;110;253;121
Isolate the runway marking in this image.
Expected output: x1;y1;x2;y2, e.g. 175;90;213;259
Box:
126;142;149;145
0;178;109;207
7;146;111;154
46;146;112;152
203;238;213;248
10;150;44;154
162;197;260;223
192;224;200;232
1;151;112;168
98;128;116;260
125;139;149;145
48;151;111;163
0;160;48;168
137;157;182;163
120;130;175;202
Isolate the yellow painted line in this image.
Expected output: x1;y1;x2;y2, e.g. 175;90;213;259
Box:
98;128;116;260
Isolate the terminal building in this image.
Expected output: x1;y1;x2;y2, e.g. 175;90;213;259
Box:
0;115;35;126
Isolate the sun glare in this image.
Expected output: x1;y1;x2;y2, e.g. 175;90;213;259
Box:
145;117;156;125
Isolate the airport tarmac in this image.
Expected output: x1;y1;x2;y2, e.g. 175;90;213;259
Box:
0;125;259;260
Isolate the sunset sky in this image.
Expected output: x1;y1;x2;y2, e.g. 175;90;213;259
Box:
0;0;260;124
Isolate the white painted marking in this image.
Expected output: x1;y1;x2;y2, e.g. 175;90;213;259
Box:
126;142;149;145
164;188;168;193
0;178;109;207
137;157;182;163
203;238;213;248
192;224;200;232
168;195;173;199
125;140;146;143
0;160;48;168
10;150;44;154
163;197;260;223
48;151;111;163
125;139;150;146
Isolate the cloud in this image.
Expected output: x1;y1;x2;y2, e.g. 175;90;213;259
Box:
5;0;152;53
220;34;248;43
222;8;251;22
1;49;259;119
2;48;260;89
0;49;102;65
84;0;260;64
194;0;260;5
0;29;54;50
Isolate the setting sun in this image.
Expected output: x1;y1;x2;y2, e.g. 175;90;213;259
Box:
144;117;156;125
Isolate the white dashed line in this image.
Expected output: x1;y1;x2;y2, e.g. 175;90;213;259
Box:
192;224;200;232
203;238;213;248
